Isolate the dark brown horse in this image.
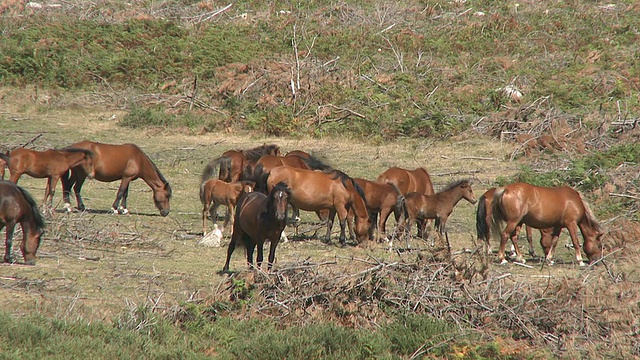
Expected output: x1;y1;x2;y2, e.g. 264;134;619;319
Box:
476;187;552;259
222;182;291;272
200;179;255;234
491;182;603;266
396;179;476;245
61;141;172;216
0;181;46;265
353;178;401;242
266;166;370;246
0;148;94;208
201;144;281;184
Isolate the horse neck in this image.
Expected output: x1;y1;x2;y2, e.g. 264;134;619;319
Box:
139;158;166;191
348;185;368;218
438;187;466;210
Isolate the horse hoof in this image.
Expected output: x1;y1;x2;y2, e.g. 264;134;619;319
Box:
578;261;586;267
516;257;526;264
499;259;508;265
112;208;119;214
64;203;72;212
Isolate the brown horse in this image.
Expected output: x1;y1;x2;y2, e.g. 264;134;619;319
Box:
476;187;551;258
491;182;603;266
222;182;291;273
396;179;476;245
353;178;401;242
377;166;434;236
266;166;370;246
61;141;172;216
247;153;332;194
200;179;255;234
0;181;46;265
0;148;94;208
201;144;281;184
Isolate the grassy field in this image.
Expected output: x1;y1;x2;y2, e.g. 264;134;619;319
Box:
2;0;640;358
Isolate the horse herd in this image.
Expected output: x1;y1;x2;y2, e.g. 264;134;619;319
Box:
0;141;604;271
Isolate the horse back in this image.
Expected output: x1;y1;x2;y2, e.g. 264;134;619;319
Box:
268;166;349;211
70;141;148;181
501;182;584;227
234;191;269;240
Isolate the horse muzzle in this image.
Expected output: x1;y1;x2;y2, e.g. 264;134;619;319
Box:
160;209;170;217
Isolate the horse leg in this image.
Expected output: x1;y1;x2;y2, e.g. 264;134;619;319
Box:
256;243;264;269
222;233;239;273
246;243;256;270
47;175;61;208
543;227;563;265
566;222;585;266
337;207;349;247
223;203;233;233
267;240;279;271
3;223;15;263
112;178;132;214
509;227;526;264
525;225;536;257
323;209;337;244
73;176;87;211
498;221;519;264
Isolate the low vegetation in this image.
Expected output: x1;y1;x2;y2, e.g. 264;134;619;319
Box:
1;0;639;358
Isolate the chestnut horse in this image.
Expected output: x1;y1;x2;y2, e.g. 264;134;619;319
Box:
491;182;603;266
266;166;370;246
476;187;552;259
201;144;281;184
0;181;46;265
200;179;255;234
247;153;332;194
0;148;94;208
395;179;477;245
353;178;401;242
222;182;291;272
61;141;172;216
0;156;6;180
377;166;434;236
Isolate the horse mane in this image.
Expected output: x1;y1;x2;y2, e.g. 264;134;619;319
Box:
241;144;280;162
300;154;333;171
60;147;94;158
16;185;46;233
441;178;472;193
269;181;291;200
578;192;604;235
328;170;368;206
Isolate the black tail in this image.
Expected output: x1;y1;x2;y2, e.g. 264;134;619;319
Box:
395;194;408;223
247;163;270;194
490;187;506;240
476;193;488;241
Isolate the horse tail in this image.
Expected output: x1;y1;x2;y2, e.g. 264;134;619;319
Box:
395;194;408;223
16;185;46;232
252;163;270;194
301;155;333;171
490;187;506;241
476;192;489;241
579;192;604;236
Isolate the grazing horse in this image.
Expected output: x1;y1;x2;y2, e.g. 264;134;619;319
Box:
201;144;281;184
476;187;552;258
491;182;603;266
61;141;172;216
0;148;94;208
266;166;370;246
396;179;477;245
0;181;46;265
222;182;291;272
200;179;255;234
353;178;401;241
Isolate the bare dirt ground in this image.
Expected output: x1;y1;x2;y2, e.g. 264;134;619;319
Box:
2;88;638;357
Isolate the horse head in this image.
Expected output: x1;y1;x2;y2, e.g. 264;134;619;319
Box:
154;182;172;217
270;182;290;221
460;179;477;204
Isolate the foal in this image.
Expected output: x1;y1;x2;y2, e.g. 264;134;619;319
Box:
200;179;255;234
396;179;476;245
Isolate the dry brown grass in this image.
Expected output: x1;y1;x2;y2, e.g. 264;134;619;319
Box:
1;87;639;357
